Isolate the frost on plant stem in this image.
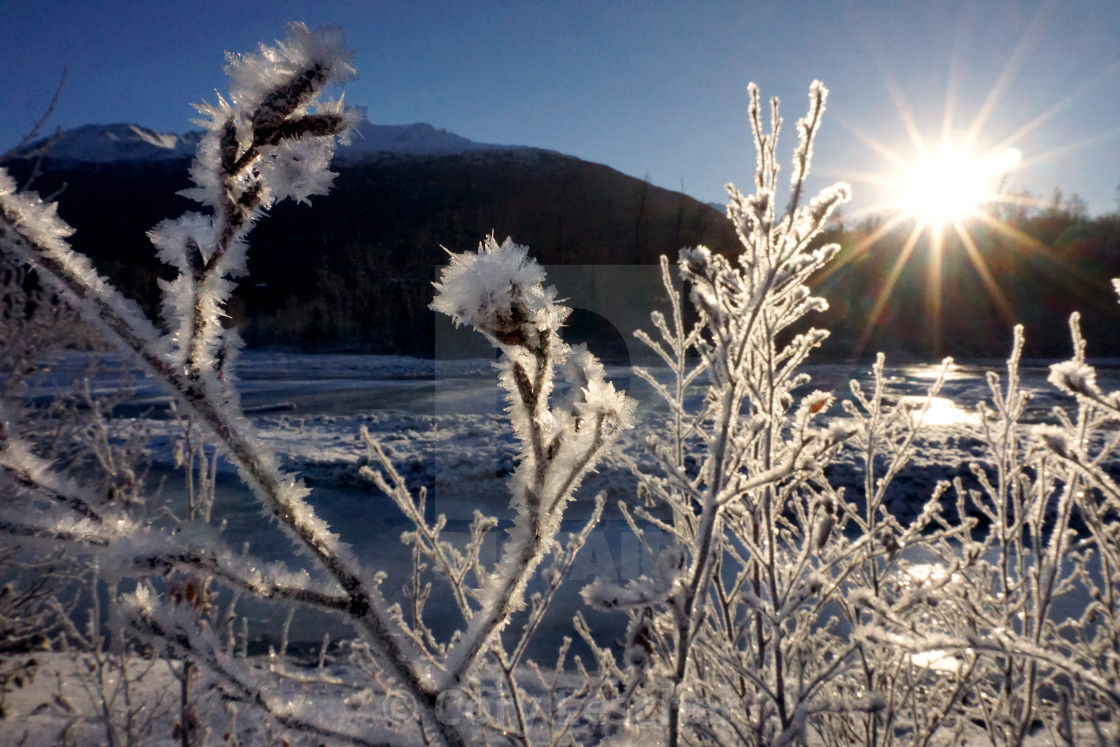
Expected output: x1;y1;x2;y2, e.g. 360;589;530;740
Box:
4;21;638;740
584;80;858;747
1048;359;1100;398
159;21;357;373
422;235;633;686
1;24;469;747
584;84;1120;747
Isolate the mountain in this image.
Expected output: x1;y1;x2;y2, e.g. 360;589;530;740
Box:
12;123;204;163
337;120;522;159
2;122;738;359
12;119;521;164
8;123;1116;362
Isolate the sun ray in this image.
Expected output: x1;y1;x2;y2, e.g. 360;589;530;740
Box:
971;211;1118;319
856;221;926;357
988;61;1120;158
812;210;912;286
951;216;1016;329
959;3;1049;153
970;210;1056;253
827;1;1119;361
942;6;970;150
925;224;944;352
832;168;910;189
1014;128;1120;173
834;121;916;174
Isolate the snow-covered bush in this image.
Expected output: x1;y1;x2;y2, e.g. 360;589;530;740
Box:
0;22;630;746
575;84;1120;746
2;21;1120;747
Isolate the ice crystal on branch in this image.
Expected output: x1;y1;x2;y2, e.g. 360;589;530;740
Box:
0;170;76;245
591;81;866;746
1048;359;1100;397
154;22;358;372
224;22;355;124
0;25;477;747
423;234;634;691
431;235;565;348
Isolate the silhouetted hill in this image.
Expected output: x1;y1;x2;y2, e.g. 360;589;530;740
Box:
2;130;736;358
7;123;1118;363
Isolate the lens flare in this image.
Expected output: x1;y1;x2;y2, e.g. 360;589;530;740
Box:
900;145;1021;225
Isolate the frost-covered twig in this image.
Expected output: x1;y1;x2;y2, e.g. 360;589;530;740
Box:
421;236;633;688
0;24;475;746
583;81;857;746
2;24;640;744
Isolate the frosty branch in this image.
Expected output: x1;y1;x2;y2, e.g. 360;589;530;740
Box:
0;23;471;746
3;20;1120;747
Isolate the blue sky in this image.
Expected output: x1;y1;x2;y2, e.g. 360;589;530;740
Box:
2;0;1118;216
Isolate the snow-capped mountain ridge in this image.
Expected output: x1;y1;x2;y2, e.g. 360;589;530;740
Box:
339;120;520;160
17;123;204;163
15;120;520;164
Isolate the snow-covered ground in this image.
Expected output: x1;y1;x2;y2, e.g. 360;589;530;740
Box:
7;351;1120;744
4;650;1105;746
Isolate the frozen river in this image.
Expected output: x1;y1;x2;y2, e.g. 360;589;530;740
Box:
22;350;1120;657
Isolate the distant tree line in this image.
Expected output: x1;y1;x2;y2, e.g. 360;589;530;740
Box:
3;151;1117;361
0;152;738;357
809;193;1120;360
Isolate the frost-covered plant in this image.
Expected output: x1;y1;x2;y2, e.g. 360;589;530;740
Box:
50;566;179;747
574;81;1086;747
0;22;630;747
574;80;1120;747
577;81;865;745
912;318;1120;745
355;234;633;741
0;22;451;745
0;252;181;745
0;257;117;713
5;20;1120;746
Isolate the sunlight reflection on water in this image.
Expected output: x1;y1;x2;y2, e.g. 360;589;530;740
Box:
898;395;981;427
901;562;951;586
902;362;972;381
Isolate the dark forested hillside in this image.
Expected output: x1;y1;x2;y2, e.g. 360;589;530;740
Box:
5;146;1118;361
3;149;738;356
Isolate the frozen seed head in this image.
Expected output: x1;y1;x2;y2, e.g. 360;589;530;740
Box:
827;421;858;442
431;235;568;348
1048;360;1100;397
224;22;355;120
1035;425;1072;459
802;390;834;415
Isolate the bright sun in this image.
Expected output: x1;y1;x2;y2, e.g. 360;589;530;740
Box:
820;117;1031;358
818;4;1102;359
900;145;1022;225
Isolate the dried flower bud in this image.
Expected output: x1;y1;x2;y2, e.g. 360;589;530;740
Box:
1035;425;1072;459
430;236;568;350
1048;360;1100;397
